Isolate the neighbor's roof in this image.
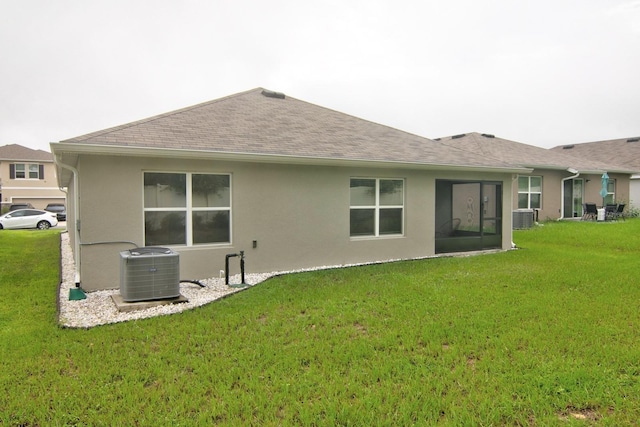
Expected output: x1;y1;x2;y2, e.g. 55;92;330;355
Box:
53;88;526;173
436;132;635;174
0;144;53;162
551;136;640;171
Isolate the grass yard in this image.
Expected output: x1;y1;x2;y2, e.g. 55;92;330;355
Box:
1;221;639;425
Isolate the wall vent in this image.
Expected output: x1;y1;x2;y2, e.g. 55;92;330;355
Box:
119;247;180;302
261;89;285;99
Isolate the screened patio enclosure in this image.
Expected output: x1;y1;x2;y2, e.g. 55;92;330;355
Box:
435;180;503;253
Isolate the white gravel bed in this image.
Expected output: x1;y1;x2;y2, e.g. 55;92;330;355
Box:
57;233;276;328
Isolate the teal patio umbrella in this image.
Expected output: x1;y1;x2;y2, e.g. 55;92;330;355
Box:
599;172;609;206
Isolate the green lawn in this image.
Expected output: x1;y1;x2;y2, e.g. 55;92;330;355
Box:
1;222;639;425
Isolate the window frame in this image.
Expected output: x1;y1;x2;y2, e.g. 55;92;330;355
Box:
28;164;39;179
349;177;405;238
517;175;542;209
15;164;26;179
11;163;42;179
605;179;616;204
143;171;232;247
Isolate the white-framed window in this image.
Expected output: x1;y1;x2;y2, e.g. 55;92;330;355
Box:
143;172;231;246
518;176;542;209
11;163;43;179
604;179;616;205
16;164;26;179
350;178;404;237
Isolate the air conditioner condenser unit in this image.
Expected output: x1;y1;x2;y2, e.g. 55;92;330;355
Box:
119;247;180;302
512;209;534;230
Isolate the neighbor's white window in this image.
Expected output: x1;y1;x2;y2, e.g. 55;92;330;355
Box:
143;172;231;246
11;163;42;179
350;178;404;237
15;164;26;178
518;176;542;209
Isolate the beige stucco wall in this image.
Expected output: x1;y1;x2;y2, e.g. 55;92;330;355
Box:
513;169;565;221
513;170;631;220
71;154;514;291
597;173;630;206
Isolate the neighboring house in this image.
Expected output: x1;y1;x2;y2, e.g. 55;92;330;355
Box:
51;88;530;292
551;137;640;210
0;144;66;212
435;133;635;221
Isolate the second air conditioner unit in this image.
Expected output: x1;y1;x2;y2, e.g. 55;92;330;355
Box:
512;209;534;230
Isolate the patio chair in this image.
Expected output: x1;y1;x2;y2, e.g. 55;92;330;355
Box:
611;204;626;221
582;203;597;221
605;204;618;221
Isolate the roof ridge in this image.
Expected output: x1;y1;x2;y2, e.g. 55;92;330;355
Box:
469;132;497;160
437;131;502;162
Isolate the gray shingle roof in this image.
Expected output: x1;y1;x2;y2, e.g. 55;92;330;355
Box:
551;137;640;171
59;88;522;171
0;144;53;162
436;132;634;174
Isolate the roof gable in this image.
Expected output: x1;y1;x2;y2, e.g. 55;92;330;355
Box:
0;144;53;162
58;88;522;171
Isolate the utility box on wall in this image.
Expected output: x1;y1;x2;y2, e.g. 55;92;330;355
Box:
119;247;180;302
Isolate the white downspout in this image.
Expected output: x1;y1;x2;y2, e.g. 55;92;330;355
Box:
560;168;580;220
55;156;81;286
511;174;518;248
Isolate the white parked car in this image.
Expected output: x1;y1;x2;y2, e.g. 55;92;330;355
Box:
0;209;58;230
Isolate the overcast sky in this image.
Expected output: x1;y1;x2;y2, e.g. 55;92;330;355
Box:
1;0;639;152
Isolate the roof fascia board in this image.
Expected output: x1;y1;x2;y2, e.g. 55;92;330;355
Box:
525;164;636;175
50;142;531;174
0;156;54;162
578;168;639;174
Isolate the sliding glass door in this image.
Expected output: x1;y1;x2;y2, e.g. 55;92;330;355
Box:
563;179;583;218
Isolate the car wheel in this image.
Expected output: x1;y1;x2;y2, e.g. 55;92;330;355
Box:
37;221;51;230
